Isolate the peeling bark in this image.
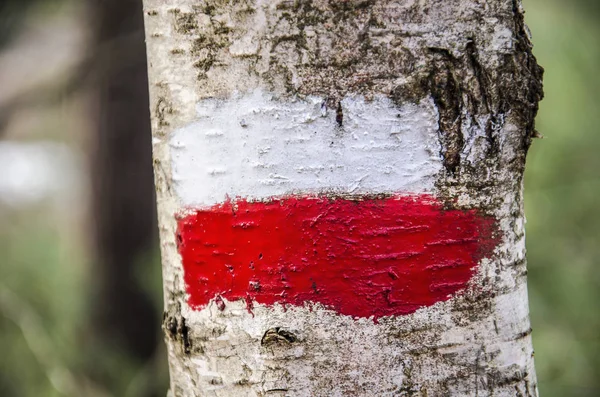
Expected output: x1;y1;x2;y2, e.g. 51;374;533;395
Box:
143;1;543;396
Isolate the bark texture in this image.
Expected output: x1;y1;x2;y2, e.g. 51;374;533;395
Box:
143;0;543;396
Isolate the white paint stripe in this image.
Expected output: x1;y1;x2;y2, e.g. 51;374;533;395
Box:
170;90;443;207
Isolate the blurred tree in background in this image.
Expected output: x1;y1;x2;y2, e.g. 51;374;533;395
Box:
86;0;160;388
0;0;164;396
0;0;598;395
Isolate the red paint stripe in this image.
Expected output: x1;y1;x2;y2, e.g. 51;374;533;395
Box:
176;194;498;320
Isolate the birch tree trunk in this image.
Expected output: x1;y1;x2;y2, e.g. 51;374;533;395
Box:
143;1;543;396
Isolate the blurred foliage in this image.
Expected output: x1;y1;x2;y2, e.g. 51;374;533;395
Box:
0;208;84;397
0;0;598;396
0;0;168;395
0;0;64;48
0;205;167;397
524;0;600;395
0;1;36;47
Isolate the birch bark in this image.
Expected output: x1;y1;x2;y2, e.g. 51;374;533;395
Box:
142;1;543;396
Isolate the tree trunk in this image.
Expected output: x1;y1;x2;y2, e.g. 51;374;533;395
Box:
143;1;543;396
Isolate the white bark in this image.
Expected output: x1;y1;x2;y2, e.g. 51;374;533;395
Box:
143;0;543;396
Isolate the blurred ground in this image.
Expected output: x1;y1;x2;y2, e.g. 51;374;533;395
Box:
0;0;597;396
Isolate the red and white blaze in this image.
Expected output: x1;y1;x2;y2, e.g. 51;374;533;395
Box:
171;90;499;321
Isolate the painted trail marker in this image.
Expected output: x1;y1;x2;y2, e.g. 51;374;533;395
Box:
172;91;499;320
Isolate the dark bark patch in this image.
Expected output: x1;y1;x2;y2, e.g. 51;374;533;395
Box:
261;327;297;346
173;12;198;35
428;49;463;174
155;97;173;127
335;101;343;126
162;309;193;355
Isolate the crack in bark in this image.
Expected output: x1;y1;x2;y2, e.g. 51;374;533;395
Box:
427;48;463;174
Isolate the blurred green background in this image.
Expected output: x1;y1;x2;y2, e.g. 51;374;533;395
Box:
0;0;598;396
524;0;600;395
